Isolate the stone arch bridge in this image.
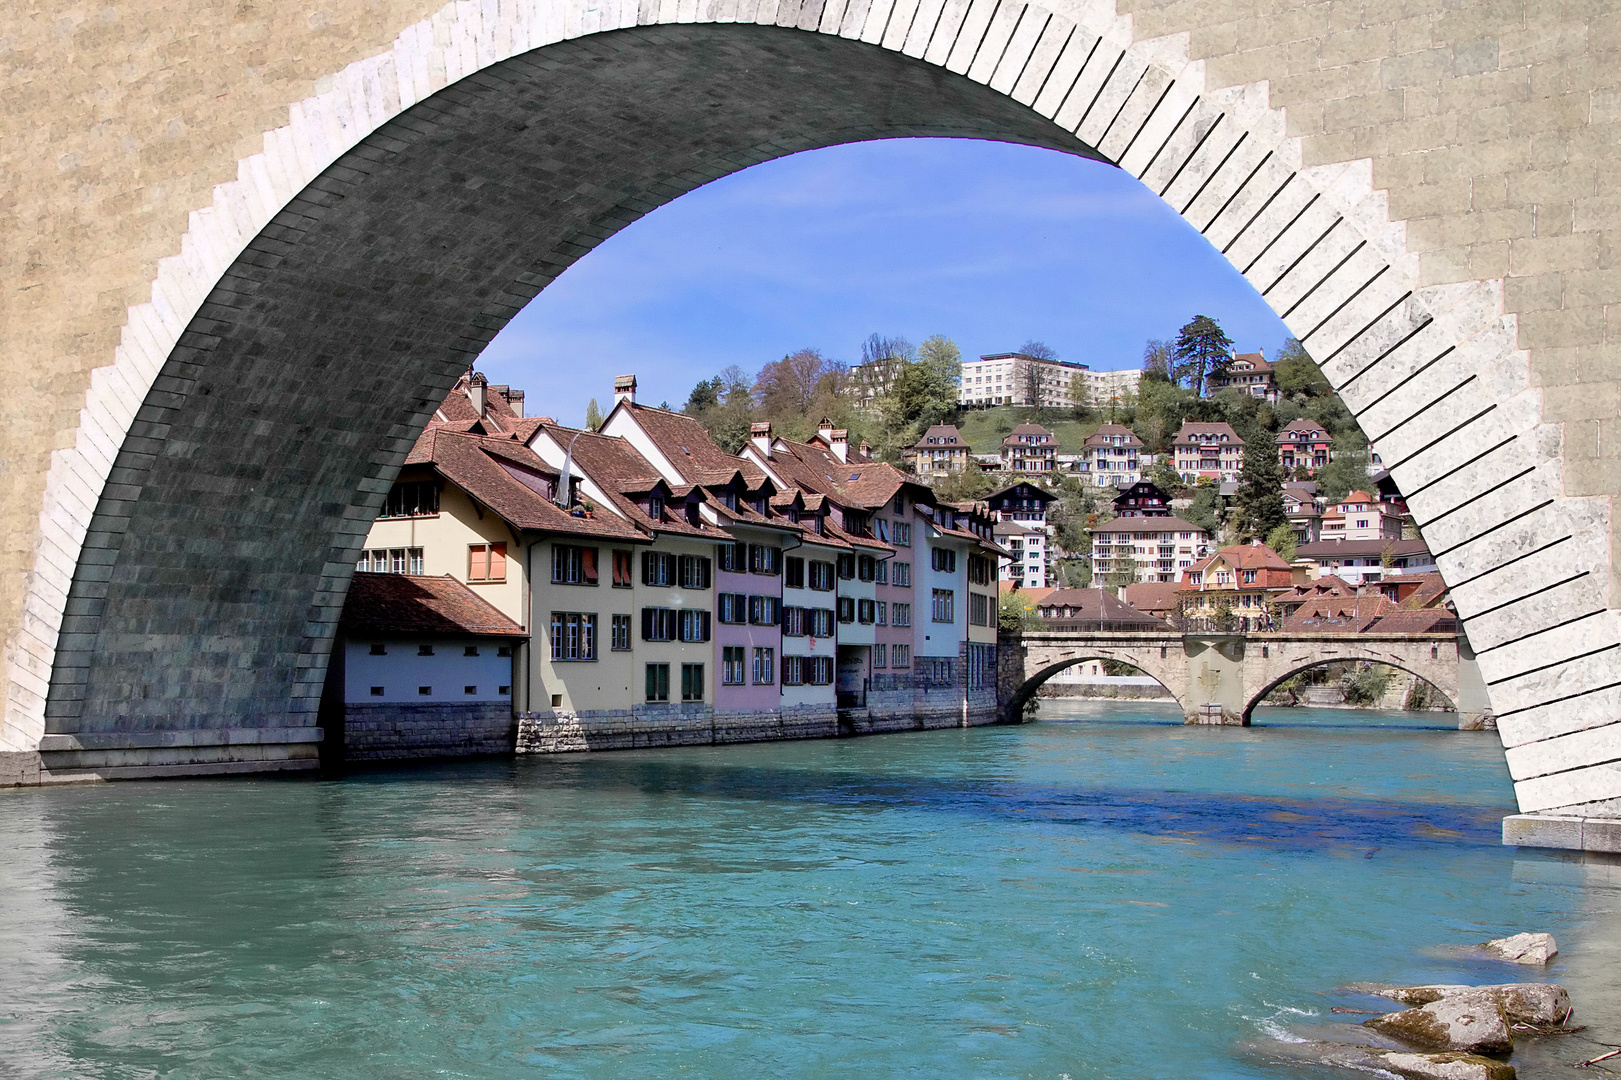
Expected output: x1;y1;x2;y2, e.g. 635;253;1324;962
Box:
1003;630;1487;729
2;0;1619;844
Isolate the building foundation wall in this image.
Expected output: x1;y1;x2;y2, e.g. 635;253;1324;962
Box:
344;702;515;760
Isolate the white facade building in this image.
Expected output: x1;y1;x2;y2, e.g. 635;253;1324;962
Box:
959;353;1142;410
1089;516;1210;583
995;520;1049;588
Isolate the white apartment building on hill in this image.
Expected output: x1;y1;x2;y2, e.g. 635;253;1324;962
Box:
958;353;1141;409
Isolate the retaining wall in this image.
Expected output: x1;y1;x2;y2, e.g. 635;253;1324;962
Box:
344;702;515;760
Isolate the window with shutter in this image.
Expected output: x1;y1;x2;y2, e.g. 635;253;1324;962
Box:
645;664;670;702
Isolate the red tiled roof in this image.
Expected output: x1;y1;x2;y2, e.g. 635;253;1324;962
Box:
1280;592;1457;634
406;426;646;541
341;573;527;637
624;403;768;485
911;424;968;449
1276;419;1331;442
1083;423;1144;448
1090;515;1207;534
1171;421;1246;447
533;422;728;541
1274;575;1359;605
1123;581;1182;614
433;374;524;435
1035;588;1171;629
1398;571;1449;609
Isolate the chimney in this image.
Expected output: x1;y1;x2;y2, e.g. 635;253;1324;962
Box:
613;374;637;407
506;389;524;418
468;373;488;418
829;428;849;464
858;439;871;459
750;421;772;456
817;416;834;446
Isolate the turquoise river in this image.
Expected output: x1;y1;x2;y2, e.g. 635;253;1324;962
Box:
2;701;1618;1078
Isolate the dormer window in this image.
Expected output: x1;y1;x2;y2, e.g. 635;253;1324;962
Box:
648;494;664;520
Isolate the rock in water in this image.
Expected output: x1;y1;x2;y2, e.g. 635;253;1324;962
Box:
1347;983;1570;1026
1285;1042;1516;1080
1364;993;1513;1054
1376;1051;1517;1080
1482;932;1557;965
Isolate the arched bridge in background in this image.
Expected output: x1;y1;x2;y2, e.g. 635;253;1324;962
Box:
1003;630;1485;729
2;0;1619;848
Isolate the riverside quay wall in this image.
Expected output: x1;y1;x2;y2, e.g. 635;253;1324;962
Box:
517;656;1003;754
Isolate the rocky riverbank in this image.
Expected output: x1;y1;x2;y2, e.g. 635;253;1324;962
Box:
1251;933;1592;1079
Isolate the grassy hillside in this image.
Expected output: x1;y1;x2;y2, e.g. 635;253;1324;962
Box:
955;406;1102;455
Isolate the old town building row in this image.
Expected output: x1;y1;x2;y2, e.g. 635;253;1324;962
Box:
339;373;1006;759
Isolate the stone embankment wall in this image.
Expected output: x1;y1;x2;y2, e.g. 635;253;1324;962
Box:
344;702;515;760
518;704;839;754
519;641;1007;754
517;694;1003;754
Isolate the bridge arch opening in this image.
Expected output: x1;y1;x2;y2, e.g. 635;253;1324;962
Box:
1243;657;1459;727
1008;653;1188;725
12;5;1618;818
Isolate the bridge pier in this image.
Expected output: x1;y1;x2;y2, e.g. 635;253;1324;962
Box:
1182;636;1249;726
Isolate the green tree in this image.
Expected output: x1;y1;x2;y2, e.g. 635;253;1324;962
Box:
1132;376;1195;451
931;465;994;503
1235;437;1288;539
1172;315;1234;397
1059;558;1092;587
584;398;604;431
1183;479;1223;537
1149;458;1183;494
1316;433;1371;502
682;377;722;416
918;335;963;385
1265;523;1298;562
882;342;960;432
1272;337;1328;397
999;589;1041;632
1069;370;1092;417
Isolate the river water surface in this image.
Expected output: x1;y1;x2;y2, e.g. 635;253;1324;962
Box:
2;702;1618;1078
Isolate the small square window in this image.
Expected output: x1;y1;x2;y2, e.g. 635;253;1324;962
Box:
370;686;384;696
418;645;434;656
497;646;512;658
464;646;480;657
499;685;511;695
464;685;477;695
369;643;386;656
550;693;563;708
418;686;432;696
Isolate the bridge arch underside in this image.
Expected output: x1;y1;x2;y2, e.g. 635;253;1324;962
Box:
1242;656;1459;725
1011;650;1190;723
34;27;1106;774
11;11;1620;818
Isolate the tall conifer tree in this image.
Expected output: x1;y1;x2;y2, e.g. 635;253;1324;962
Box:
1236;437;1288;540
1171;315;1234;397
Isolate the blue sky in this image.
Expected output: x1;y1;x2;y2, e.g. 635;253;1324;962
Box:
478;137;1293;425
